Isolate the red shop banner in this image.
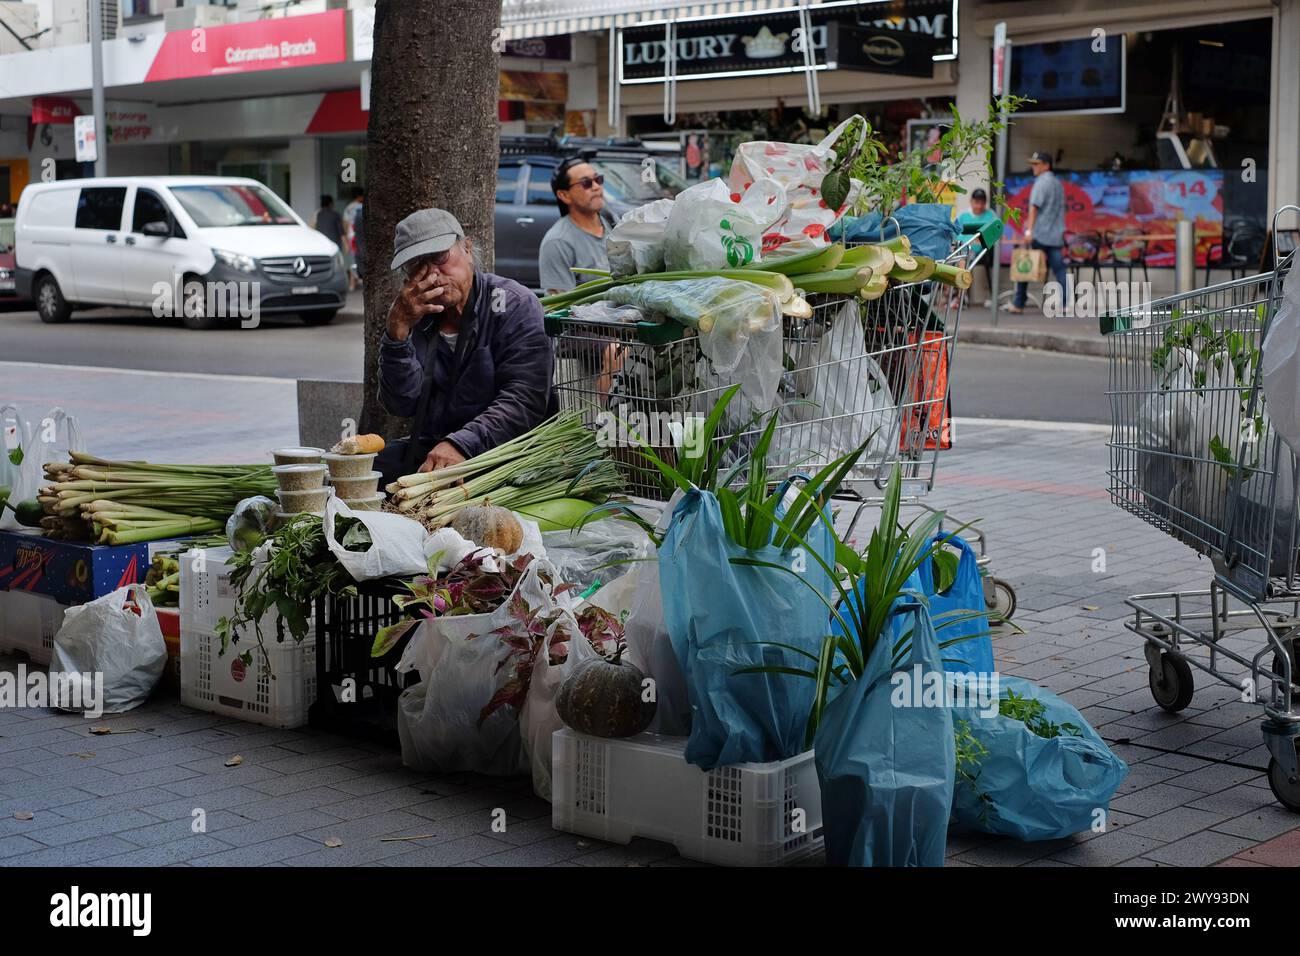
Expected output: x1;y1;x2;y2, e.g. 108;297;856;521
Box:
145;9;347;83
31;96;81;124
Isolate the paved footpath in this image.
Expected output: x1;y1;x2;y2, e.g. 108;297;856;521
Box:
0;413;1297;866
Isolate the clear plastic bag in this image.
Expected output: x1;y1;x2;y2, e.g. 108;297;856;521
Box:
607;198;675;277
540;516;652;593
50;584;166;714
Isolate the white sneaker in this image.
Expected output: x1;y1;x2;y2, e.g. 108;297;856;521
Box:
982;299;993;308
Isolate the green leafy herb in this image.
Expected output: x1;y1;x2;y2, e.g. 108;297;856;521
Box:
999;689;1081;739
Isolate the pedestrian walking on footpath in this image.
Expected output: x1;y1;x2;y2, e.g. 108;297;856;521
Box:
314;194;347;270
343;187;364;290
1008;150;1069;314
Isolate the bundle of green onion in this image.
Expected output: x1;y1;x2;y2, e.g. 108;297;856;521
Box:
386;411;621;528
38;453;277;545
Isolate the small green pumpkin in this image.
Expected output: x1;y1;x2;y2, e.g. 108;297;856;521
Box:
450;502;523;553
556;644;656;738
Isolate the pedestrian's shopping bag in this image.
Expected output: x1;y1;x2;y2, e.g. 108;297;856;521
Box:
658;488;833;768
663;177;786;272
728;116;865;257
1011;247;1047;284
50;584;166;714
917;533;995;674
949;676;1128;840
815;596;955;866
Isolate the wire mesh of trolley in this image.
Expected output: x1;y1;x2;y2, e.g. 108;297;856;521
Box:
544;218;1017;619
1101;206;1300;810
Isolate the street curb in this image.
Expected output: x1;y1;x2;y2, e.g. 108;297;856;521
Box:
960;326;1108;357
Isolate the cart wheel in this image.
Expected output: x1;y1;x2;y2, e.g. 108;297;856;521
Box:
990;579;1017;621
1149;653;1195;712
1267;746;1300;813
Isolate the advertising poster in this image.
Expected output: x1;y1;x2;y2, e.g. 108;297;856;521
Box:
1001;169;1224;267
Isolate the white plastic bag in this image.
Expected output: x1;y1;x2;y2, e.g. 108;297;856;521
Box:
394;558;572;779
727;116;865;256
0;405;81;531
776;301;899;478
49;584;165;714
421;515;545;575
540;516;652;592
518;608;599;800
607;198;675;277
324;497;428;581
1263;265;1300;455
663;178;786;272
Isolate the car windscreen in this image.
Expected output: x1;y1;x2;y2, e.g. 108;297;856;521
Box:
168;184;297;227
592;158;685;203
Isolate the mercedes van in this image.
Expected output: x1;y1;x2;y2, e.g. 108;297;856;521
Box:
14;176;347;329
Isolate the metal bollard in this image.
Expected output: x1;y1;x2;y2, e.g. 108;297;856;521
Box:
1175;220;1194;294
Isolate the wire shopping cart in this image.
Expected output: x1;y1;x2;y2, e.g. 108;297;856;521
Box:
544;218;1017;618
1101;206;1300;810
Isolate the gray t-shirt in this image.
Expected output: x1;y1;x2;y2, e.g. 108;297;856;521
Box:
539;216;609;293
1029;170;1066;247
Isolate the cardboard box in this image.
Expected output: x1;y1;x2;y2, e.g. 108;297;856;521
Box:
0;529;151;604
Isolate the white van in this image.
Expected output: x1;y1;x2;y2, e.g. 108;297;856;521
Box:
14;176;348;329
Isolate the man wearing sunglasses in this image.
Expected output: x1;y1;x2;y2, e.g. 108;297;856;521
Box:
376;207;557;483
539;158;613;296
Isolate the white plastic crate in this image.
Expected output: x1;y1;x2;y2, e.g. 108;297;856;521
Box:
552;729;823;867
180;625;316;729
179;545;304;635
0;590;66;666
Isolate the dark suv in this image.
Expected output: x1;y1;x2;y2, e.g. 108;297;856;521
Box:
495;135;685;290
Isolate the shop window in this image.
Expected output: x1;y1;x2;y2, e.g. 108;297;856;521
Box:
498;162;521;203
74;187;127;231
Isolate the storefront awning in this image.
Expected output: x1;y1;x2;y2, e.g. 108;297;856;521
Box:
500;0;812;41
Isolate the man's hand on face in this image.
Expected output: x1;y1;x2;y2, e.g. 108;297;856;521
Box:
418;440;467;473
387;261;452;342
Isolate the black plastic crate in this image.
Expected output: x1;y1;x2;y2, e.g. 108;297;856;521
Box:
309;579;420;746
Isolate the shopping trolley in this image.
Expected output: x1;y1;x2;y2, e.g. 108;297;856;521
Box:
544;218;1017;618
1101;206;1300;810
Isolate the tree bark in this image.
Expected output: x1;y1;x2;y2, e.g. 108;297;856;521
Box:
359;0;502;437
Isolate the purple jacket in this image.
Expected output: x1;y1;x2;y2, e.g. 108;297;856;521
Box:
377;270;557;461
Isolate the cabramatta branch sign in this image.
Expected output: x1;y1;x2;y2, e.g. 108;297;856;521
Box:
618;0;955;84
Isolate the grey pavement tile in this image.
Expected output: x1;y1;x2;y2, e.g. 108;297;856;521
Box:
116;812;248;847
284;834;424;867
485;815;563;848
1234;745;1273;771
476;833;608;867
298;808;433;843
1210;804;1300;842
1167;762;1261;794
157;763;283;795
1111;783;1207;818
1145;752;1216;772
1186;702;1264;729
328;770;430;797
16;809;160;847
381;834;513;867
949;837;1071;866
180;746;300;772
79;764;202;797
0;779;101;811
1180;739;1253;764
207;809;346;847
255;746;376;776
316;785;437;821
1021;858;1078;866
1059;687;1116;711
189;835;322;866
142;786;270;821
5;834;141;866
0;834;47;859
1131;722;1224;750
405;787;520;823
91;835;233;867
1120;806;1226;842
1114;761;1182;796
1049;830;1164;865
0;809;74;837
1144;830;1255;866
91;747;220;776
244;764;366;796
226;785;360;821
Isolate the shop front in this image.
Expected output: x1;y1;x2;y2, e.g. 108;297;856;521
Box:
964;0;1299;279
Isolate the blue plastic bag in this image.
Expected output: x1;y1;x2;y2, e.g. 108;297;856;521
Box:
950;675;1128;840
918;534;995;675
658;488;834;769
814;596;955;866
831;204;958;262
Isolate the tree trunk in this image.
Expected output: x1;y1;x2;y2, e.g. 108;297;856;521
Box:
359;0;502;437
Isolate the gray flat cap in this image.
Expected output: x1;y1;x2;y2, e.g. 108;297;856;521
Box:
390;208;465;270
